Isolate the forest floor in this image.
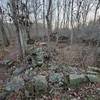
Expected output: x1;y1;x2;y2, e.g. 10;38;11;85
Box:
0;41;100;100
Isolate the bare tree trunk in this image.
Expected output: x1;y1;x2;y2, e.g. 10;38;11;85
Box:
56;0;60;44
0;18;10;47
35;15;38;34
57;0;60;30
43;0;46;40
94;0;100;23
82;3;90;26
70;0;74;45
46;0;52;42
66;1;71;28
76;0;83;30
10;0;24;59
25;0;31;40
32;0;39;35
0;7;10;47
15;22;24;59
26;25;31;40
63;0;67;28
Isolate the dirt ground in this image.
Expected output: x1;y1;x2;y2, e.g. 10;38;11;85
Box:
0;42;97;66
0;42;100;100
0;42;98;83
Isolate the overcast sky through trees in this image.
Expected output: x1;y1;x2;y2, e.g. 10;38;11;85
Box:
0;0;100;28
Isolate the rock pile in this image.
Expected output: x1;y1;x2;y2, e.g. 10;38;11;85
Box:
0;43;100;99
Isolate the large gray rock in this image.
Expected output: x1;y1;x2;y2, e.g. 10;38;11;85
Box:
32;75;47;94
49;72;64;86
5;76;24;91
96;88;100;95
0;92;9;100
32;47;44;66
66;66;83;74
87;66;100;83
13;67;26;76
87;74;100;83
88;66;100;74
69;74;86;87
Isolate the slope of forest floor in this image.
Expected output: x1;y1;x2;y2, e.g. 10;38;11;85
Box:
0;42;100;100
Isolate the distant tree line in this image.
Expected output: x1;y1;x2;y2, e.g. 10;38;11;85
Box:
0;0;100;58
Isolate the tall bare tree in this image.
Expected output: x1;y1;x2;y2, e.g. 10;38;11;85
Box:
0;6;10;47
46;0;52;42
8;0;32;59
63;0;67;28
70;0;74;45
81;0;91;26
76;0;83;30
31;0;41;34
94;0;100;23
56;0;60;30
43;0;46;34
66;1;71;28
